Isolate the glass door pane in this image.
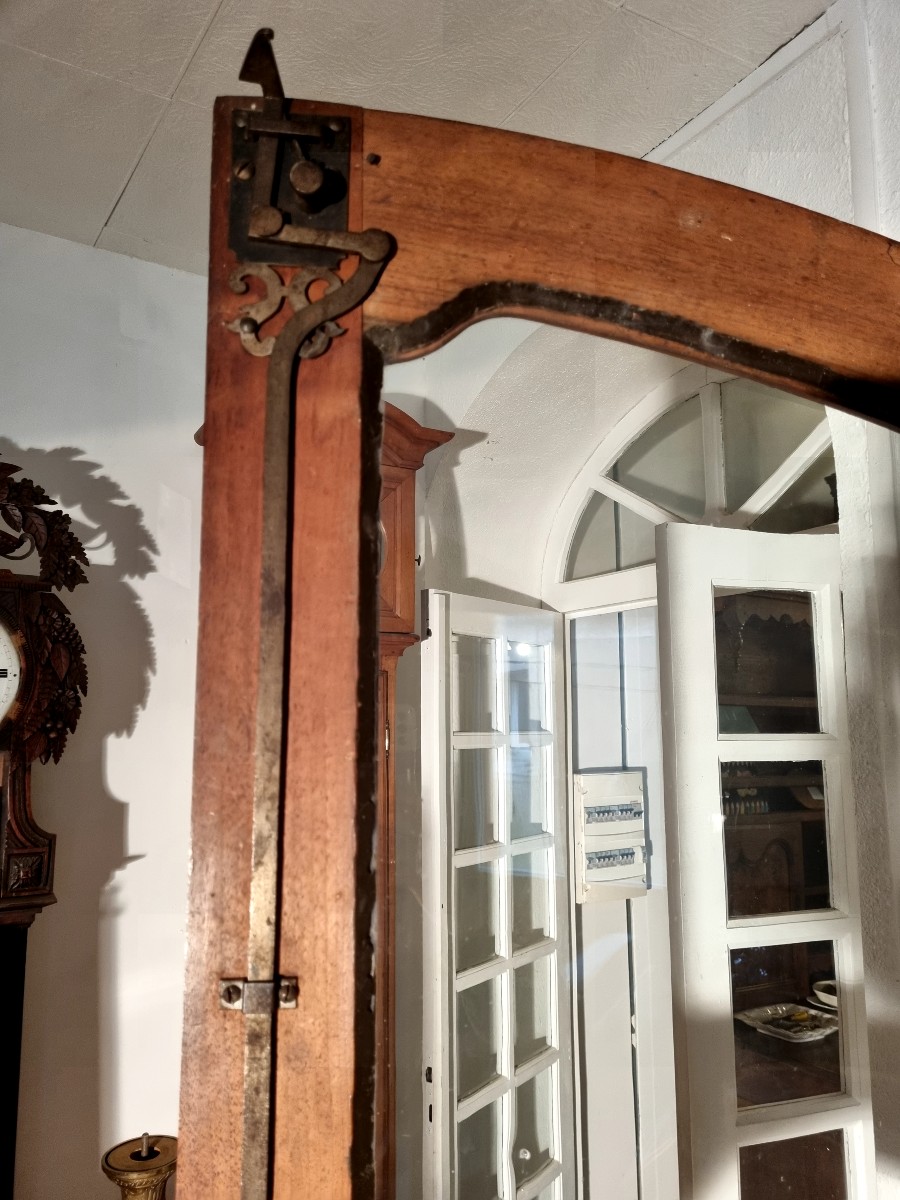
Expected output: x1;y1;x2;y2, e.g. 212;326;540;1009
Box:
458;1101;503;1200
714;588;820;734
457;979;501;1099
456;862;499;972
513;1067;557;1187
732;941;841;1109
721;760;832;918
739;1130;847;1200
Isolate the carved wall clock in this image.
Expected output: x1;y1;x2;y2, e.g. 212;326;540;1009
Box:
0;457;88;1197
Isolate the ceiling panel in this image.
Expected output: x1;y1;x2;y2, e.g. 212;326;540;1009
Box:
97;101;211;276
502;6;748;156
624;0;830;66
0;43;165;246
0;0;221;97
174;0;616;126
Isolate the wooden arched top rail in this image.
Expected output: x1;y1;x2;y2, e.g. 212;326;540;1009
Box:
350;107;900;424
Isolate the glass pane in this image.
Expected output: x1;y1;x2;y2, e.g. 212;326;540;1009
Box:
456;863;499;973
612;393;706;521
740;1129;847;1200
751;447;838;534
507;641;547;732
457;1101;501;1200
515;955;553;1068
454;635;498;732
570;611;623;773
715;589;820;734
732;942;841;1109
722;760;830;918
457;979;500;1099
721;378;825;512
512;851;551;953
566;490;617;581
513;1068;556;1187
510;746;548;840
616;502;656;570
455;749;499;850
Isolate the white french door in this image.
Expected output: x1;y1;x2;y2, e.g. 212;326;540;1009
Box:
421;591;576;1200
656;524;874;1199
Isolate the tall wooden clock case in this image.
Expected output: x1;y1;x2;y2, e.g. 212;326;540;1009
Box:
376;404;451;1193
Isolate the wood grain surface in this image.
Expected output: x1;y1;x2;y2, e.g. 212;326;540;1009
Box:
178;97;266;1195
360;111;900;423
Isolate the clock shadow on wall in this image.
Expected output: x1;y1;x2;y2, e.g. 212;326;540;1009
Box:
0;439;158;1196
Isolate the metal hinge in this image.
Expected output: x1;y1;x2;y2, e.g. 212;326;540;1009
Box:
218;976;299;1013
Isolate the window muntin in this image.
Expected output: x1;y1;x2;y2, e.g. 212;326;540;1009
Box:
563;381;834;583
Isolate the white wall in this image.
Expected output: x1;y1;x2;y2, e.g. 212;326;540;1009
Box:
0;222;205;1198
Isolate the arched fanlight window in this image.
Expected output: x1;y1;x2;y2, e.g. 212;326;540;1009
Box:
565;378;837;582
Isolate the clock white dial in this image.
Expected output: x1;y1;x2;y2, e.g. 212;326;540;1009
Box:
0;621;22;725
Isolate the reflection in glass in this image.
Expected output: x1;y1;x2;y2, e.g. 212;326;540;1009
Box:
731;942;841;1109
456;863;498;973
751;447;838;535
507;642;547;732
457;979;499;1099
455;748;498;850
515;955;553;1068
510;746;548;840
457;1101;501;1200
454;634;497;732
511;851;551;953
715;589;820;734
721;760;830;919
513;1068;556;1186
740;1129;847;1200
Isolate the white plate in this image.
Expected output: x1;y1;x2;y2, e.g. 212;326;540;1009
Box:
813;981;838;1009
735;1003;839;1043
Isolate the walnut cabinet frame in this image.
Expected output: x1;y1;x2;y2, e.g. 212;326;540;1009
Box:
178;96;900;1199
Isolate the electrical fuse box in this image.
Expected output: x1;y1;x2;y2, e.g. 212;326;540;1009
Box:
574;770;648;902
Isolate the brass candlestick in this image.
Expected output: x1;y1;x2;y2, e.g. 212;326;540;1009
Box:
101;1133;177;1199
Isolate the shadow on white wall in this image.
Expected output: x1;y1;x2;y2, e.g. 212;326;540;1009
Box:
4;440;159;1196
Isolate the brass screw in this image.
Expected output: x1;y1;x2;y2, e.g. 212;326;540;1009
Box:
222;983;242;1005
234;160;255;181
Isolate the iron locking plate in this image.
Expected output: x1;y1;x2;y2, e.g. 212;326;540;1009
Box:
219;976;299;1013
229;108;351;268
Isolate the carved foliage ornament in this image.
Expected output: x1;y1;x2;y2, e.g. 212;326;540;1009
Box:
0;460;88;764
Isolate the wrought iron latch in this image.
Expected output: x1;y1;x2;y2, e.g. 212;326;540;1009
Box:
229;28;390;269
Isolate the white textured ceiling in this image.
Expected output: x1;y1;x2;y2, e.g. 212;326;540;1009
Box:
0;0;834;276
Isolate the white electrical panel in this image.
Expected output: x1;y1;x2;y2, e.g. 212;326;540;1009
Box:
574;770;648;903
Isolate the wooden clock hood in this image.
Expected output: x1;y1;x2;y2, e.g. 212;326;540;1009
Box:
177;28;900;1200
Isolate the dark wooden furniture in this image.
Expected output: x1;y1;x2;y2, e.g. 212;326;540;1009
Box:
375;405;451;1197
178;46;900;1194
